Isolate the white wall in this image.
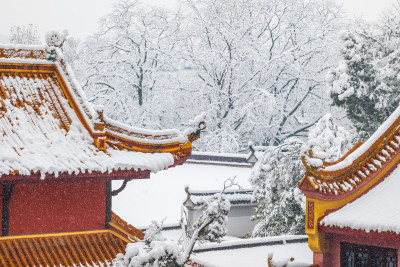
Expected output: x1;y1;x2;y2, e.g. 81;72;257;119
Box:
188;204;259;237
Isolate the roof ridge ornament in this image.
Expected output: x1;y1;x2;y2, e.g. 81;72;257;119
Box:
45;30;68;61
93;105;106;151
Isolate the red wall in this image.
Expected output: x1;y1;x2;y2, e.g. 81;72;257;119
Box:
319;233;400;267
8;180;106;235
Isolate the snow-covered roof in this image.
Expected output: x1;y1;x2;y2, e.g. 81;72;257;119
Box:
299;102;400;197
187;151;251;167
320;165;400;233
0;44;205;180
0;212;140;266
184;187;255;207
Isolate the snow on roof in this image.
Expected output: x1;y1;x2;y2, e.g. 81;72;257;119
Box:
321;165;400;233
324;104;400;172
0;43;205;179
299;95;400;196
184;187;255;207
0;67;173;178
299;123;400;196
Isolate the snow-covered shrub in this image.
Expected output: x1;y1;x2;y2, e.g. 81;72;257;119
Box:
113;221;180;267
113;192;230;266
328;12;400;139
304;113;354;165
250;116;353;237
327;31;385;139
249;139;306;237
187;193;230;242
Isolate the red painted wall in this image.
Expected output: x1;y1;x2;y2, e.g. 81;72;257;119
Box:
321;233;400;267
9;180;106;235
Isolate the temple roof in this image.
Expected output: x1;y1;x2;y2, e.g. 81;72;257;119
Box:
0;44;205;180
183;187;255;208
0;212;143;267
298;104;400;198
0;230;127;267
320;164;400;234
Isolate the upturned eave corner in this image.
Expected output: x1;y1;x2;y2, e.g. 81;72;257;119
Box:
298;125;400;198
298;175;315;194
102;113;206;155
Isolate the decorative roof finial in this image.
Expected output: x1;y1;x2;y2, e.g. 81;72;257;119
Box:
45;30;68;61
45;30;68;48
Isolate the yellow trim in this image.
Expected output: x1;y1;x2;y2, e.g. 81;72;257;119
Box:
109;133;193;153
306;149;400;252
0;63;55;68
0;229;133;244
108;228;133;243
112;136;182;151
0;229;110;241
109;222;139;241
0;63;53;67
0;69;54;74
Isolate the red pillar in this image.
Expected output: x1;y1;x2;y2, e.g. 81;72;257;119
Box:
313;252;331;267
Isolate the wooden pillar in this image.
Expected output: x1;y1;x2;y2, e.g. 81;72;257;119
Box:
105;181;112;229
2;183;15;236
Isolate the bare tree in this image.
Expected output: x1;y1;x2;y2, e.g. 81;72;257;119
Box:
76;0;344;152
10;24;40;45
179;0;343;151
78;0;179;126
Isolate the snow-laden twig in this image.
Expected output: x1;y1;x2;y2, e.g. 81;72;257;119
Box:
113;177;237;267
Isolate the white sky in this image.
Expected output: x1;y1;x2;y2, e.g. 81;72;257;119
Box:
0;0;397;42
338;0;396;21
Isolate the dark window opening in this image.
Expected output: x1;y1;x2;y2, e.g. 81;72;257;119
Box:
341;242;397;267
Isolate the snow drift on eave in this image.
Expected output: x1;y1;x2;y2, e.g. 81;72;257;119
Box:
323;104;400;172
0;52;174;179
321;164;400;233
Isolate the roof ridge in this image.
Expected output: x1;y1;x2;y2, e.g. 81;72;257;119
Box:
110;212;145;240
299;109;400;197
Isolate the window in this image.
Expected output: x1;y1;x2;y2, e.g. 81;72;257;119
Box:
341;242;397;267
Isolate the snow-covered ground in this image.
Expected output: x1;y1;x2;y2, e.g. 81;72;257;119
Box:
191;242;312;267
160;230;312;267
112;163;252;228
